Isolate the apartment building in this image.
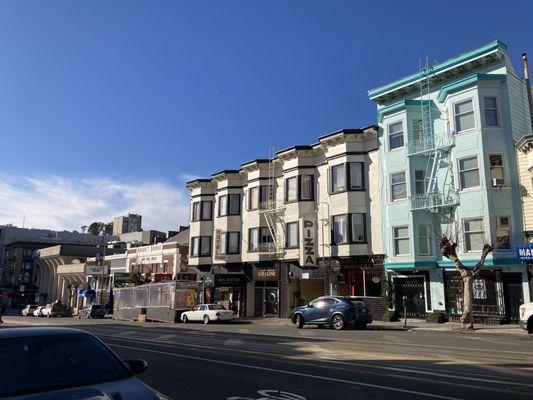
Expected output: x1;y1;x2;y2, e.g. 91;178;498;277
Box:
368;40;531;323
187;126;384;318
112;213;143;235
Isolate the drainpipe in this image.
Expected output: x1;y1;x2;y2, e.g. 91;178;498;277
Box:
522;53;533;130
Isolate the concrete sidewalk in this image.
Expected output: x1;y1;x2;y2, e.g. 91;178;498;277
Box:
242;316;528;336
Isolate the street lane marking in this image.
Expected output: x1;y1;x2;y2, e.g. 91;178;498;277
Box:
109;342;463;400
99;333;533;388
87;324;533;356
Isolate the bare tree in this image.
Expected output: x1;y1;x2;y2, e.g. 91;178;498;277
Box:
439;235;493;330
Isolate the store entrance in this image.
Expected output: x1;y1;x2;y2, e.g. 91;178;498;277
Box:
254;282;279;317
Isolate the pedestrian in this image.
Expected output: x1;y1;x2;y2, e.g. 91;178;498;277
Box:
0;303;5;324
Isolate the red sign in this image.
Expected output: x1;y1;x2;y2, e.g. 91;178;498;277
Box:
153;273;173;283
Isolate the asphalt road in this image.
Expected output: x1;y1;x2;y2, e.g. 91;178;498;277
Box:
5;318;533;400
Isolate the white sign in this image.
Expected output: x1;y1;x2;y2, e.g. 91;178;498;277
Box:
299;218;317;267
84;265;107;275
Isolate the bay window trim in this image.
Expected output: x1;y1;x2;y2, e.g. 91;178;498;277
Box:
331;213;367;245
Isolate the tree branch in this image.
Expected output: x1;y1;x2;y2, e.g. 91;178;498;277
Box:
472;243;493;275
440;236;466;271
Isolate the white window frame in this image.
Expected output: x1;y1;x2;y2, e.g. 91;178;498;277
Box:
418;224;432;256
458;155;480;190
285;177;298;202
483;96;500;128
453;98;476;134
390;171;407;202
463;218;484;253
300;175;314;200
387;120;404;150
392;225;411;256
249;187;259;210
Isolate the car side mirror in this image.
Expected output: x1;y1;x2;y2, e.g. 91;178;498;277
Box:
124;359;148;375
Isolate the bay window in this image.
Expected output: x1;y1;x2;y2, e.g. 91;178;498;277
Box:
286;222;298;248
393;226;410;256
454;99;475;132
464;218;484;252
459;156;480;189
388;121;404;150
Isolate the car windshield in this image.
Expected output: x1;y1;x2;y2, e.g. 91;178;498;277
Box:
0;333;131;397
208;304;225;310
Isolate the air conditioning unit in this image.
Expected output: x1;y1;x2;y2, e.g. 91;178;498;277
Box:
492;178;506;187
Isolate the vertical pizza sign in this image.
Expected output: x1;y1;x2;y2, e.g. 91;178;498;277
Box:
299;218;317;267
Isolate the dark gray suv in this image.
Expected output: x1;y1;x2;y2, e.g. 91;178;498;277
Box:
290;296;372;330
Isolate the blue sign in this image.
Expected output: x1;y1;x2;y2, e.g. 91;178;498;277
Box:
516;243;533;263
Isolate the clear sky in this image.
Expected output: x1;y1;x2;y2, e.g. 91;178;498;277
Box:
1;0;532;231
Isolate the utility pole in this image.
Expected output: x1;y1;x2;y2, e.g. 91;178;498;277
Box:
99;223;107;305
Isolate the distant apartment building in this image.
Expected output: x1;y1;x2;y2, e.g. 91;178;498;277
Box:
368;40;531;323
187;126;384;318
113;213;142;235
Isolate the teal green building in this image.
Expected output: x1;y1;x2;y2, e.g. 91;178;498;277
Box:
368;41;531;323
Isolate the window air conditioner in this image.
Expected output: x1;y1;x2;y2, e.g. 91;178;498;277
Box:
491;178;506;187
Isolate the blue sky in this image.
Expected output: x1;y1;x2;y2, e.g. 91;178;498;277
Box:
1;0;532;231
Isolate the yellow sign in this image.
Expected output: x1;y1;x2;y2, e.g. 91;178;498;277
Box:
186;289;195;309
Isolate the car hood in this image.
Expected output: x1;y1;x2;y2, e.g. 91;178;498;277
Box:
11;377;160;400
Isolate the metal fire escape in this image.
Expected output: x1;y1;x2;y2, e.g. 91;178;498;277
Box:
407;62;459;212
257;152;285;257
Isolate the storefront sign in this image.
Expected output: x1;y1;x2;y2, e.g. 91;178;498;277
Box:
299;218;317;267
253;267;278;281
215;274;246;287
516;243;533;263
153;273;173;283
214;229;225;260
84;265;106;275
113;272;133;288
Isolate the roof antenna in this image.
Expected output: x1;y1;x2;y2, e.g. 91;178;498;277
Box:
522;53;533;130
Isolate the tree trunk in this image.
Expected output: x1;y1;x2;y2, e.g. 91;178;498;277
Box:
460;270;474;330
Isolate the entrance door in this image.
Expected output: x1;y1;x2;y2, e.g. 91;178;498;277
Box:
254;286;279;317
264;288;279;316
394;277;426;318
502;273;524;323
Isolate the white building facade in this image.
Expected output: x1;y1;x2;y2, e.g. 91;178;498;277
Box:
187;126;385;318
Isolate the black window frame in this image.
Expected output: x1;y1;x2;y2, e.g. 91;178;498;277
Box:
330;162;365;194
248;227;273;252
285;221;299;249
284;175;315;203
218;193;241;217
220;231;241;255
331;213;367;245
190;236;212;257
248;187;259;210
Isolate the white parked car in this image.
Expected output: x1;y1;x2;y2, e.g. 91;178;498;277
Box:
519;303;533;333
33;306;45;317
181;303;236;324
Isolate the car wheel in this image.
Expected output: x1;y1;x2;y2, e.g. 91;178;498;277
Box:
528;318;533;334
203;315;210;325
294;314;304;329
331;314;345;330
182;315;189;323
77;314;81;319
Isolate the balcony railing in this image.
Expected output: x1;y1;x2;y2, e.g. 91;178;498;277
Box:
410;191;460;211
407;132;455;156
